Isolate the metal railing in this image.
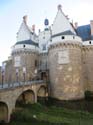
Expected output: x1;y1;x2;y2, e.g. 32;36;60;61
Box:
0;80;44;90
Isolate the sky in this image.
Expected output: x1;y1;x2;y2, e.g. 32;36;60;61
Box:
0;0;93;65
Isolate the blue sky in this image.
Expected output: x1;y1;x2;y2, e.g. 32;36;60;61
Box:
0;0;93;65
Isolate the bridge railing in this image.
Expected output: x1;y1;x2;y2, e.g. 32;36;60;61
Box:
0;80;45;90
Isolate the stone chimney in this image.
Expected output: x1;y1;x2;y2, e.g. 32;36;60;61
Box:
23;15;28;24
57;4;62;11
90;20;93;39
74;22;78;29
65;15;69;20
32;25;35;32
38;29;41;34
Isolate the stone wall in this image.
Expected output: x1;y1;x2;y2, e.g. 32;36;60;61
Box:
4;60;13;83
0;67;2;85
0;50;39;84
0;60;13;84
38;53;48;71
48;42;84;100
82;46;93;92
38;52;49;80
10;50;39;83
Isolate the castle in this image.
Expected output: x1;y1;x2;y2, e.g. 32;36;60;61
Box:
1;4;93;100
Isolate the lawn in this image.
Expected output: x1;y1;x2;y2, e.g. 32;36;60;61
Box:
10;102;93;125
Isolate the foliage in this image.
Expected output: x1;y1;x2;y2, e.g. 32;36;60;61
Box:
10;102;93;125
85;91;93;100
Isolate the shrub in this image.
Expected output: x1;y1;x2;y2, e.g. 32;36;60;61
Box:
85;91;93;100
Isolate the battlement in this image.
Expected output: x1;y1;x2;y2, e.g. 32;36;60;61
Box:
12;43;39;55
52;35;82;43
83;40;93;46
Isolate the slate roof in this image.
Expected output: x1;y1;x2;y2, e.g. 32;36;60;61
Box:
52;6;76;36
52;30;75;38
15;39;38;47
76;25;91;41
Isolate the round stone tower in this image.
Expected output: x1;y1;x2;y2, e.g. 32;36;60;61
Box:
11;41;39;82
82;41;93;92
48;5;84;100
11;16;39;83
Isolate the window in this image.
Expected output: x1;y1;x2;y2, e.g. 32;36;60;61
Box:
50;39;52;42
42;44;46;50
89;41;91;44
43;36;45;39
23;44;26;48
62;36;65;39
40;61;42;66
35;60;38;67
73;36;75;39
14;56;21;67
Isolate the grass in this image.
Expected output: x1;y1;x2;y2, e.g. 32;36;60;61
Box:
9;101;93;125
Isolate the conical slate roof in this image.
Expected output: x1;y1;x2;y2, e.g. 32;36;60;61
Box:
15;15;38;47
16;16;32;42
52;5;76;36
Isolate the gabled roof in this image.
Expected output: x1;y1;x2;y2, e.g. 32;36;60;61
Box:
52;5;76;36
76;25;91;41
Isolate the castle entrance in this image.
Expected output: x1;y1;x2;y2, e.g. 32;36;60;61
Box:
41;71;48;81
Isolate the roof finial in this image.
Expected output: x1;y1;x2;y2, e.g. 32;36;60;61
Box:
57;4;62;11
23;15;28;24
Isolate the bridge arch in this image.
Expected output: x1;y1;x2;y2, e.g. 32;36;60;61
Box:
15;89;35;106
37;86;47;97
0;101;8;123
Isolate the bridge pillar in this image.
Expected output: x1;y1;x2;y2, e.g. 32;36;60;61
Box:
7;111;11;123
7;101;15;122
34;91;37;103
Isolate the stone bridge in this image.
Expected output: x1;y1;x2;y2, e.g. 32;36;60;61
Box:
0;80;47;122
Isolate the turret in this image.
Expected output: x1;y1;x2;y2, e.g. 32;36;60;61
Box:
10;16;39;83
48;5;84;100
90;20;93;39
23;15;28;24
44;18;49;31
